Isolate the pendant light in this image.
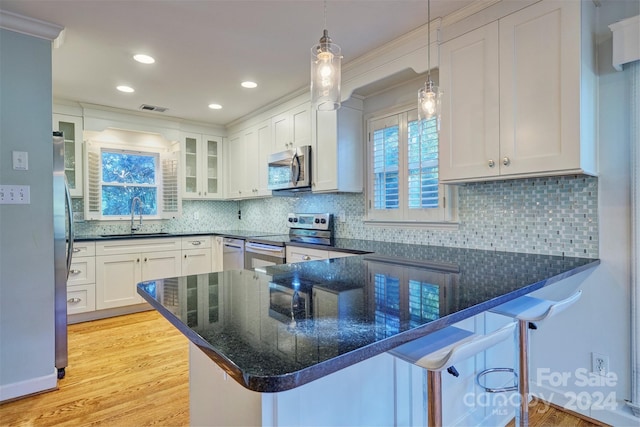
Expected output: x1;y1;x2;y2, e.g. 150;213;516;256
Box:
311;0;342;111
418;0;442;127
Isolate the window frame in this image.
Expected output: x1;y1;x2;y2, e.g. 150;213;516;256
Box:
84;139;180;221
364;103;458;226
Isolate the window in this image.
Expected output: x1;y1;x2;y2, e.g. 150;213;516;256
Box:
366;106;455;223
101;150;158;216
85;140;180;220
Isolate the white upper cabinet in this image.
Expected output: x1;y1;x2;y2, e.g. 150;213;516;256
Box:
53;114;84;197
181;133;223;199
439;0;597;183
312;99;364;193
226;120;271;199
271;103;311;152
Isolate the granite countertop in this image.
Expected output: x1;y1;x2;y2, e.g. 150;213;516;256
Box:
137;245;599;393
75;230;285;241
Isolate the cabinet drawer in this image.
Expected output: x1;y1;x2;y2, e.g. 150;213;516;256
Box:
71;241;95;257
181;236;212;250
67;284;96;315
68;258;96;286
96;238;181;256
286;246;329;263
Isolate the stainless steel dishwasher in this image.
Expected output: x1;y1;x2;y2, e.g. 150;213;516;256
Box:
222;237;245;270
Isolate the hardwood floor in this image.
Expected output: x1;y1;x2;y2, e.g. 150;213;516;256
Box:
1;311;604;427
0;311;189;427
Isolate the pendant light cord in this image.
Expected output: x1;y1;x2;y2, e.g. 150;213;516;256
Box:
324;0;327;30
427;0;431;81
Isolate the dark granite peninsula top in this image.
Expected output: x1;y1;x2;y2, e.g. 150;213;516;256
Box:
137;247;599;393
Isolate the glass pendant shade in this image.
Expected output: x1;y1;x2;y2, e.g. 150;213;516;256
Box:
418;80;442;126
311;29;342;111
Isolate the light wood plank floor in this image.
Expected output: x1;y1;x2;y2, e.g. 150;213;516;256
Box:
1;311;604;426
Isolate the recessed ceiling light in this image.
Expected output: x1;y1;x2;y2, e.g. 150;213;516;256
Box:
133;54;155;64
116;85;135;93
241;81;257;89
208;103;222;110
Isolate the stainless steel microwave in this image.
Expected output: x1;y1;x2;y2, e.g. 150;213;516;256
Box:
268;145;311;191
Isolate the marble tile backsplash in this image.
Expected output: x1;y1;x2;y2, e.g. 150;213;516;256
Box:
74;175;598;258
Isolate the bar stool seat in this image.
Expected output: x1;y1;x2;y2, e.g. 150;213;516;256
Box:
477;290;583;427
389;322;516;427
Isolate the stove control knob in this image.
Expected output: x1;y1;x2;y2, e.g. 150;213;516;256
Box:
288;217;294;223
293;218;298;223
320;218;326;224
314;218;320;224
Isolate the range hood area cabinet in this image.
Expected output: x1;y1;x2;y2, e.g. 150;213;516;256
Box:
438;0;597;183
312;99;364;193
181;133;224;200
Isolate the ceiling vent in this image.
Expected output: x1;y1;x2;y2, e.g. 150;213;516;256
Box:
139;104;168;113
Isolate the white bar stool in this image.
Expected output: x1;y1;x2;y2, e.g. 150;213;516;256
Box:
389;322;516;427
477;290;583;427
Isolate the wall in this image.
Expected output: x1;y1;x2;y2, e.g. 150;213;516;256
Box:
527;2;638;424
0;29;57;400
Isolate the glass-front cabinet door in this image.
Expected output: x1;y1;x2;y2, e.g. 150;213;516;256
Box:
181;133;223;199
205;137;220;197
53;114;83;197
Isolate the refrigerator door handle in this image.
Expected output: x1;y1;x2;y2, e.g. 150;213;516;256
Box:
65;178;74;278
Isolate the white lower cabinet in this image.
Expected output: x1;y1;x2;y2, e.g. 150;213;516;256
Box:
182;236;213;275
212;236;224;272
95;238;182;310
67;242;96;315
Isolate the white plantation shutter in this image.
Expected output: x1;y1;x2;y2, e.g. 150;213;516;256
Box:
85;141;101;220
161;150;181;219
367;107;452;223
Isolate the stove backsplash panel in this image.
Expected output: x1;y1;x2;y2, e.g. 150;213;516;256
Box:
73;175;598;258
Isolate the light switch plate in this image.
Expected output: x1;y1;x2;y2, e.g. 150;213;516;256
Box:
0;185;30;204
12;151;28;170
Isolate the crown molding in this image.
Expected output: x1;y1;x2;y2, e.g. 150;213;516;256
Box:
0;9;64;41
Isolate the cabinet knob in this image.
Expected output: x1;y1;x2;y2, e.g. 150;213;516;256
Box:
73;248;81;253
144;257;148;262
302;255;311;261
488;159;495;168
68;297;82;304
70;269;81;275
137;258;140;263
184;254;188;259
502;157;511;166
191;241;201;246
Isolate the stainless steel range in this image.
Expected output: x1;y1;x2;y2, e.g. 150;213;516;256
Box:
287;213;334;245
244;213;334;270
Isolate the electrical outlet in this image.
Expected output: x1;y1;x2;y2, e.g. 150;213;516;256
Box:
193;211;199;220
592;352;609;376
338;211;346;223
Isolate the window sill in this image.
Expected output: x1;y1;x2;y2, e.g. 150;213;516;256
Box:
362;219;460;230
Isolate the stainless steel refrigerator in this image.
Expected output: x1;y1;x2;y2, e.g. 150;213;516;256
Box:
53;131;74;379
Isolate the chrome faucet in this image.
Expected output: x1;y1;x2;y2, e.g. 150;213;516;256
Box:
130;197;143;233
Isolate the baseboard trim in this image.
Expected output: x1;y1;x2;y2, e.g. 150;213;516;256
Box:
0;368;57;403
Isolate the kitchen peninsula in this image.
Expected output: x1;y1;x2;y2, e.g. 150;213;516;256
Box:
138;243;599;426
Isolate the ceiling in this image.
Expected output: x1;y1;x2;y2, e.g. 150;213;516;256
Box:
0;0;475;127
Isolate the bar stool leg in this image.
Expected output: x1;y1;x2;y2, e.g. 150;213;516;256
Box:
427;370;443;427
517;319;530;427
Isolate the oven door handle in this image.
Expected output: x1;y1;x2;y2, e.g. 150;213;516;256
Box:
246;243;284;253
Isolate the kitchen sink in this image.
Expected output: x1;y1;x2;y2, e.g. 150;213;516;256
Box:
100;232;171;238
